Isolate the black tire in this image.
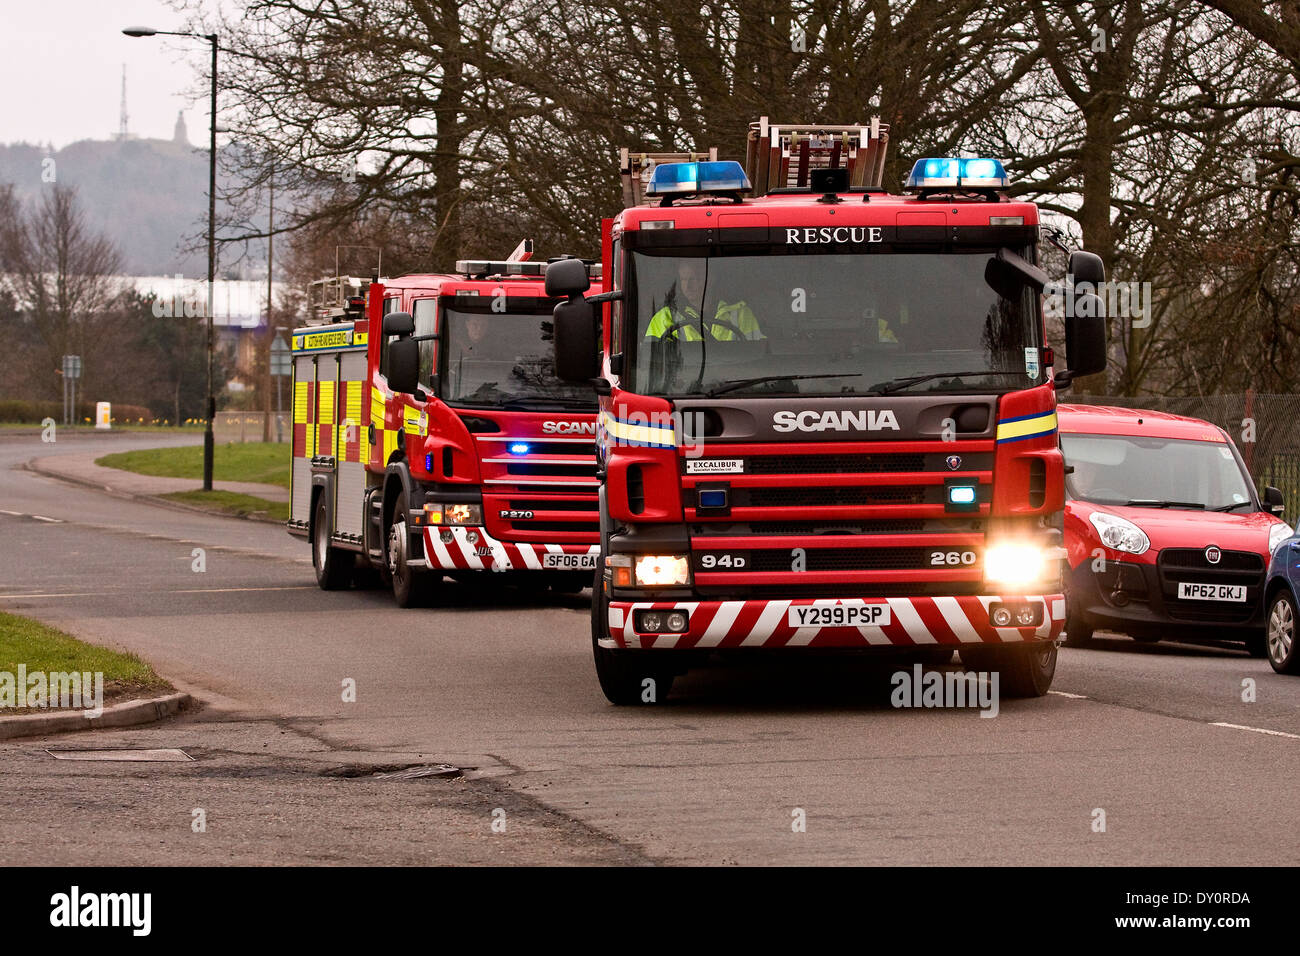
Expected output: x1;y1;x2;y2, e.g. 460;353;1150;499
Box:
313;495;353;590
959;641;1057;698
1265;590;1300;674
386;491;435;608
1062;588;1094;647
590;556;673;705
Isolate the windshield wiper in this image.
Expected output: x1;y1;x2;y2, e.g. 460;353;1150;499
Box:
1123;499;1206;509
867;370;1023;395
706;373;862;397
1210;501;1253;512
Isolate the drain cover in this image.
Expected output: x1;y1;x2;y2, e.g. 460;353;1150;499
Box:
47;748;193;762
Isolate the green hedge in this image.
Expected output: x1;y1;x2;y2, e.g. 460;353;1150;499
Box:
0;399;159;424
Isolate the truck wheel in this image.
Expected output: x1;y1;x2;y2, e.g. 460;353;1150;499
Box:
1062;607;1094;647
313;495;353;590
1265;590;1300;673
387;492;434;608
590;557;673;705
960;642;1057;698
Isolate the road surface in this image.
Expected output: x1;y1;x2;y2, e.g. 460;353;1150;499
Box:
1;430;1297;865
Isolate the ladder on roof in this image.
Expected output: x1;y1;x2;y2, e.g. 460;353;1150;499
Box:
744;117;890;196
306;275;370;326
620;147;719;208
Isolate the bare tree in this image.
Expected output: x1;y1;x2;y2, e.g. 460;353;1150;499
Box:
0;185;126;400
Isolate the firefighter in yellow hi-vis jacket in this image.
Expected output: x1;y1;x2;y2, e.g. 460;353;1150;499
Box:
644;259;764;342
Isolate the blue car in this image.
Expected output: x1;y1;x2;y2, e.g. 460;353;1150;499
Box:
1263;539;1300;673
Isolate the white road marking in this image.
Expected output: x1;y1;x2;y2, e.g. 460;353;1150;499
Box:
31;515;62;523
1048;690;1089;699
1210;722;1300;740
2;585;318;599
0;509;22;516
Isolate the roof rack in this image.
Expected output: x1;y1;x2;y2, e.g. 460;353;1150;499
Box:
306;275;370;326
454;258;603;281
744;117;890;196
620;147;719;208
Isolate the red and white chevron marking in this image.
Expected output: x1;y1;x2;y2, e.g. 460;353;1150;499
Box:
604;595;1066;649
423;525;599;572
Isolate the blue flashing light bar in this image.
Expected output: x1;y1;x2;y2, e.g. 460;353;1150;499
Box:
645;160;752;197
905;157;1010;191
508;442;531;455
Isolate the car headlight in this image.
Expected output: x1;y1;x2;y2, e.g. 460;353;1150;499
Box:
984;541;1055;588
424;502;481;525
1269;522;1293;554
1088;511;1150;555
633;554;691;588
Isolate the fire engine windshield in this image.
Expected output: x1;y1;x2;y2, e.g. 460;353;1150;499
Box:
629;249;1041;397
442;306;592;409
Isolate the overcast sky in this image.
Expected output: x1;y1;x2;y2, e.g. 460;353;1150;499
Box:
5;0;214;148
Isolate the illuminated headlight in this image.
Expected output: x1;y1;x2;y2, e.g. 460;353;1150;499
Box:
1088;511;1150;555
633;554;691;588
425;502;482;525
984;541;1053;588
1269;522;1293;554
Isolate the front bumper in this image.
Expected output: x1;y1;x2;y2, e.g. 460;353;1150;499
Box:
600;594;1065;650
422;525;598;573
1068;559;1265;640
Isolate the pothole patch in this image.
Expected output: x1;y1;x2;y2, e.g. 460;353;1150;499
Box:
47;748;193;762
321;762;462;780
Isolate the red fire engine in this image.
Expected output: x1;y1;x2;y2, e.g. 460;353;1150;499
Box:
288;244;605;606
547;121;1108;702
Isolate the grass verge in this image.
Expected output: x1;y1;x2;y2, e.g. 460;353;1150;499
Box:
0;611;170;714
97;442;290;487
162;490;289;522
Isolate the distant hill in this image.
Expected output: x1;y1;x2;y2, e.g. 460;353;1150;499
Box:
0;135;264;277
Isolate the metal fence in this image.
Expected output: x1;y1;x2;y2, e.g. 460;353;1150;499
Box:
213;411;290;444
1065;393;1300;516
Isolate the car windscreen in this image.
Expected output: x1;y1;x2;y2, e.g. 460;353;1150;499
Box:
627;248;1040;397
1062;433;1255;511
442;306;592;409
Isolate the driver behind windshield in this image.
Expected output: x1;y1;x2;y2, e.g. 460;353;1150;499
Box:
644;258;764;342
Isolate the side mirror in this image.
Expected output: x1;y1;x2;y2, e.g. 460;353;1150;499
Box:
1061;292;1107;382
383;311;414;337
545;258;590;298
388;337;420;394
1264;486;1286;518
553;297;598;382
1068;251;1106;288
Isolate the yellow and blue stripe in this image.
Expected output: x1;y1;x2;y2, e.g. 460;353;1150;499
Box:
600;410;677;449
996;410;1058;444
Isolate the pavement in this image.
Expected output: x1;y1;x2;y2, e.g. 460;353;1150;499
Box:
28;448;289;503
1;430;1298;865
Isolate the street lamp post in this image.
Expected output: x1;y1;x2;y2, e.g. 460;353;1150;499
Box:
124;26;219;491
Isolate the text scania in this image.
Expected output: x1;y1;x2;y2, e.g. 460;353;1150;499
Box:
772;409;901;433
785;226;883;244
542;421;598;435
